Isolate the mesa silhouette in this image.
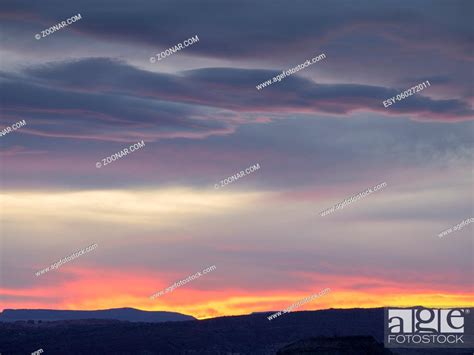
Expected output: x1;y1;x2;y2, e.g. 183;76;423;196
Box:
0;307;195;323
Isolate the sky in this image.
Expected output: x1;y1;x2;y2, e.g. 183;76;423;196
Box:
0;0;473;319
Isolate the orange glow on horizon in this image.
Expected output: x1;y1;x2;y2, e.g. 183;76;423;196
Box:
1;266;473;319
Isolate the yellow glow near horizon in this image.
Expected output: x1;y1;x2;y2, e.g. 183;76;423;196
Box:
23;288;474;320
0;188;262;226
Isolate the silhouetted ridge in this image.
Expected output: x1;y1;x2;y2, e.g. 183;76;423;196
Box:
0;307;195;322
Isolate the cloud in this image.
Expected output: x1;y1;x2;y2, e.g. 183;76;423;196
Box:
23;59;474;121
1;0;472;61
0;145;47;157
1;59;471;146
1;63;239;142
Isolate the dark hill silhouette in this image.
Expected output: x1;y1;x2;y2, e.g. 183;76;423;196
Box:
277;336;394;354
0;307;195;322
0;308;472;354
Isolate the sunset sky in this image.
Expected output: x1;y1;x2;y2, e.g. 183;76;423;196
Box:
0;0;473;319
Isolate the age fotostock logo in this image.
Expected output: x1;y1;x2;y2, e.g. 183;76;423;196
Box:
384;307;473;348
